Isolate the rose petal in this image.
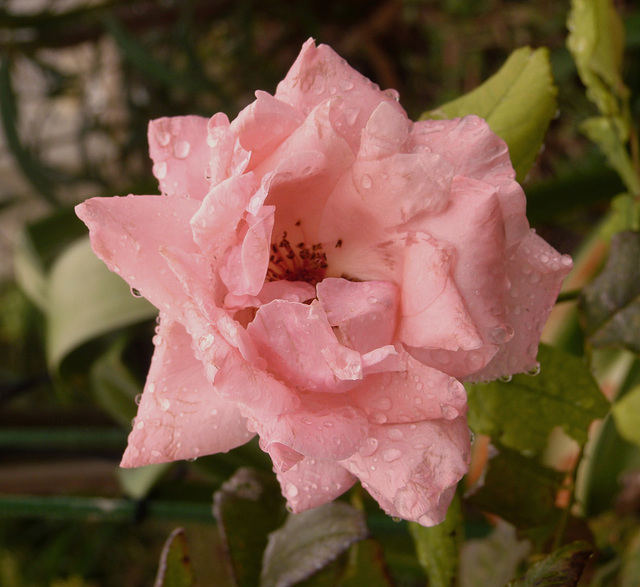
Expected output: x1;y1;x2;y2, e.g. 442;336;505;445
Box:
148;116;211;200
317;277;399;354
275;38;405;152
219;205;275;297
468;230;573;381
231;90;304;169
342;417;470;526
75;195;200;320
190;172;259;260
121;317;254;467
399;233;484;351
351;351;468;424
206;112;251;185
255;400;369;461
410;116;529;247
276;458;357;513
248;299;363;392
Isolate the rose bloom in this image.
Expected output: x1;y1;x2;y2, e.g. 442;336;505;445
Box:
76;39;572;526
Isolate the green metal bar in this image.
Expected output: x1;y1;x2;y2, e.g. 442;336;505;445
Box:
0;428;128;451
0;495;215;524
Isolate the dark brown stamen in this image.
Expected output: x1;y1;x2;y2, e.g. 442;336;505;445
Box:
267;231;328;285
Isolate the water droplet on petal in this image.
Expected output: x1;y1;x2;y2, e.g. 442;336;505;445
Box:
361;174;372;190
173;140;191;159
134;394;142;406
130;287;143;298
382;448;402;463
285;483;299;498
371;412;387;424
158;398;171;411
441;404;458;420
527;363;541;376
136;421;144;430
367;296;378;304
360;437;379;456
152;161;167;179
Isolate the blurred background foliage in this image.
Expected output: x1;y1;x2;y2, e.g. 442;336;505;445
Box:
1;0;640;585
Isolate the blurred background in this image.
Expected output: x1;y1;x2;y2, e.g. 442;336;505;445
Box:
0;0;639;585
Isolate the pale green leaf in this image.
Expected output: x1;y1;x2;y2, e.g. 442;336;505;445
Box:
612;384;640;446
580;117;640;194
422;46;557;181
567;0;628;117
467;344;609;456
600;193;640;240
46;237;157;369
260;501;368;587
118;463;172;500
409;493;462;587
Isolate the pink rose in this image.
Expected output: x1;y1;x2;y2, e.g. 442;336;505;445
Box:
76;39;572;526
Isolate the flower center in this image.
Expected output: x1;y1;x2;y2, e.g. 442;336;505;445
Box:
267;231;328;286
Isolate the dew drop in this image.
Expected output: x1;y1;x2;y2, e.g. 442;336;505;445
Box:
441;404;458;420
376;396;392;411
360;437;379;456
285;483;299;498
371;412;388;424
361;174;372;189
136;421;144;430
173;140;191;159
134;394;142;406
156;131;171;147
382;448;402;462
152;161;167;179
527;363;541;376
130;287;143;298
499;374;513;383
387;427;403;440
158;398;171;411
367;296;378;304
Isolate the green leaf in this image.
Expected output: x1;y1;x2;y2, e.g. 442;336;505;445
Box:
467;344;609;456
212;468;286;587
422;46;557;181
621;527;640;587
580;117;640;194
467;446;564;530
338;539;393;587
260;501;368;587
567;0;628;118
612;384;640;446
508;541;593;587
600;193;640;240
46;236;157;369
153;528;195;587
580;231;640;353
408;493;462;587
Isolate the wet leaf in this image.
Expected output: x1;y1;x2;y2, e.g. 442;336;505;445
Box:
580;231;640;353
467;344;609;456
508;541;592;587
154;528;195;587
260;501;368;587
213;468;285;587
423;46;556;181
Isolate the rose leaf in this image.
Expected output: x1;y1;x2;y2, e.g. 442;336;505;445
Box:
580;231;640;353
260;501;369;587
409;493;462;587
212;468;286;587
466;344;609;457
612;384;640;446
153;528;195;587
507;541;593;587
422;46;557;182
466;446;564;531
